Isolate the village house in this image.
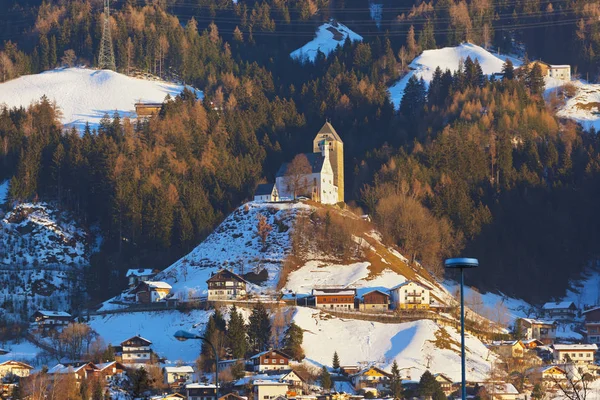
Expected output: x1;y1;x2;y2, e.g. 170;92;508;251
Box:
489;341;527;359
150;394;186;400
522;339;544;350
0;361;33;380
47;362;100;382
518;318;557;344
542;301;577;320
219;394;246;400
96;361;126;379
164;366;195;387
120;335;154;364
524;61;571;81
135;102;163;116
525;365;567;388
312;287;356;310
31;310;73;329
274;369;307;396
433;373;454;396
132;281;172;303
340;366;360;375
359;290;390;311
583;306;600;344
186;383;217;400
552;344;598;364
350;366;391;394
253;380;289;400
250;350;290;372
207;269;248;301
389;281;431;310
479;382;520;400
126;268;156;288
254;183;279;202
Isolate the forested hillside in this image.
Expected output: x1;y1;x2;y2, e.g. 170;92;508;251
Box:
1;0;600;303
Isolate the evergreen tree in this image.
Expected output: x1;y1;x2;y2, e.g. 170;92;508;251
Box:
400;76;426;119
49;35;57;68
248;302;271;353
502;59;515;80
332;351;340;370
320;366;332;391
531;383;544;400
428;67;443;106
419;370;445;399
282;322;304;361
131;367;151;397
418;20;437;51
227;305;248;359
528;63;545;95
390;360;403;399
92;378;104;400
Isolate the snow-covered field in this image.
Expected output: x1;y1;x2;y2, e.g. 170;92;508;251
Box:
0;68;202;129
294;307;493;382
89;310;212;364
290;21;362;63
284;262;407;297
388;43;521;108
0;340;42;365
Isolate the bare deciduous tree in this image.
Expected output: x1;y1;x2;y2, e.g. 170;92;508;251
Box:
284;154;312;199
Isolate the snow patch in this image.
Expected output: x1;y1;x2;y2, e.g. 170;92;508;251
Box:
0;67;202;130
388;43;521;108
290;21;363;63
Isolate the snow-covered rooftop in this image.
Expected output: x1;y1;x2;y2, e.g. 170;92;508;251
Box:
543;301;575;309
253;380;288;386
482;383;519;394
164;366;194;373
520;318;556;325
36;310;72;318
145;281;172;290
553;344;598;351
126;269;155;277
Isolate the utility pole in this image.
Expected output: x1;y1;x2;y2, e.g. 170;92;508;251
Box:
98;0;116;70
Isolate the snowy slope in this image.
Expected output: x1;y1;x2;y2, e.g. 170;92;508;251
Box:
0;68;202;129
139;202;306;302
548;79;600;132
290;21;363;63
294;307;494;382
89;310;212;363
0;340;43;365
0;203;89;321
388;43;521;108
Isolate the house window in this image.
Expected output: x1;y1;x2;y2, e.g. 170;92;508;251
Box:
280;359;284;364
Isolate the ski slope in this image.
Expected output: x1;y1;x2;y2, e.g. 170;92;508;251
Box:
0;68;202;129
388;43;521;108
290;21;362;63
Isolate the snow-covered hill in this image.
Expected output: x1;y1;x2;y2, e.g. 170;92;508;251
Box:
388;43;520;108
290;21;362;63
0;68;202;129
0;203;89;321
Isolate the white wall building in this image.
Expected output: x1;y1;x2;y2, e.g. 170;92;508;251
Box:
253;380;289;400
552;344;598;364
548;65;571;81
164;366;194;385
389;281;431;310
275;139;338;204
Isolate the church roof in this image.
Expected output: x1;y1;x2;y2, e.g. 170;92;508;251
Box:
255;183;276;196
275;153;326;178
317;121;343;143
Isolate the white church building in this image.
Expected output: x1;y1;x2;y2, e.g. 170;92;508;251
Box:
255;122;344;205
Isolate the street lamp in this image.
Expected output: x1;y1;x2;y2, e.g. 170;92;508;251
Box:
444;257;479;400
174;330;219;399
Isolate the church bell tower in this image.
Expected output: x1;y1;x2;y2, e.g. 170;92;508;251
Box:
313;122;344;203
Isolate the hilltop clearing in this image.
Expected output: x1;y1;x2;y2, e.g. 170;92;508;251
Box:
0;67;202;129
290;21;362;63
388;43;520;108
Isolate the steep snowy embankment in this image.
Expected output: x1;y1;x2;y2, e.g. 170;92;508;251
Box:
388;43;521;108
0;68;202;129
294;307;494;382
291;21;362;63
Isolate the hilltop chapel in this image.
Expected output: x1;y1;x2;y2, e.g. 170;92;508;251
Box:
272;122;344;204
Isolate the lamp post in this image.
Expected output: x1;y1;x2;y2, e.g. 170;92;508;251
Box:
174;330;219;399
444;257;479;400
